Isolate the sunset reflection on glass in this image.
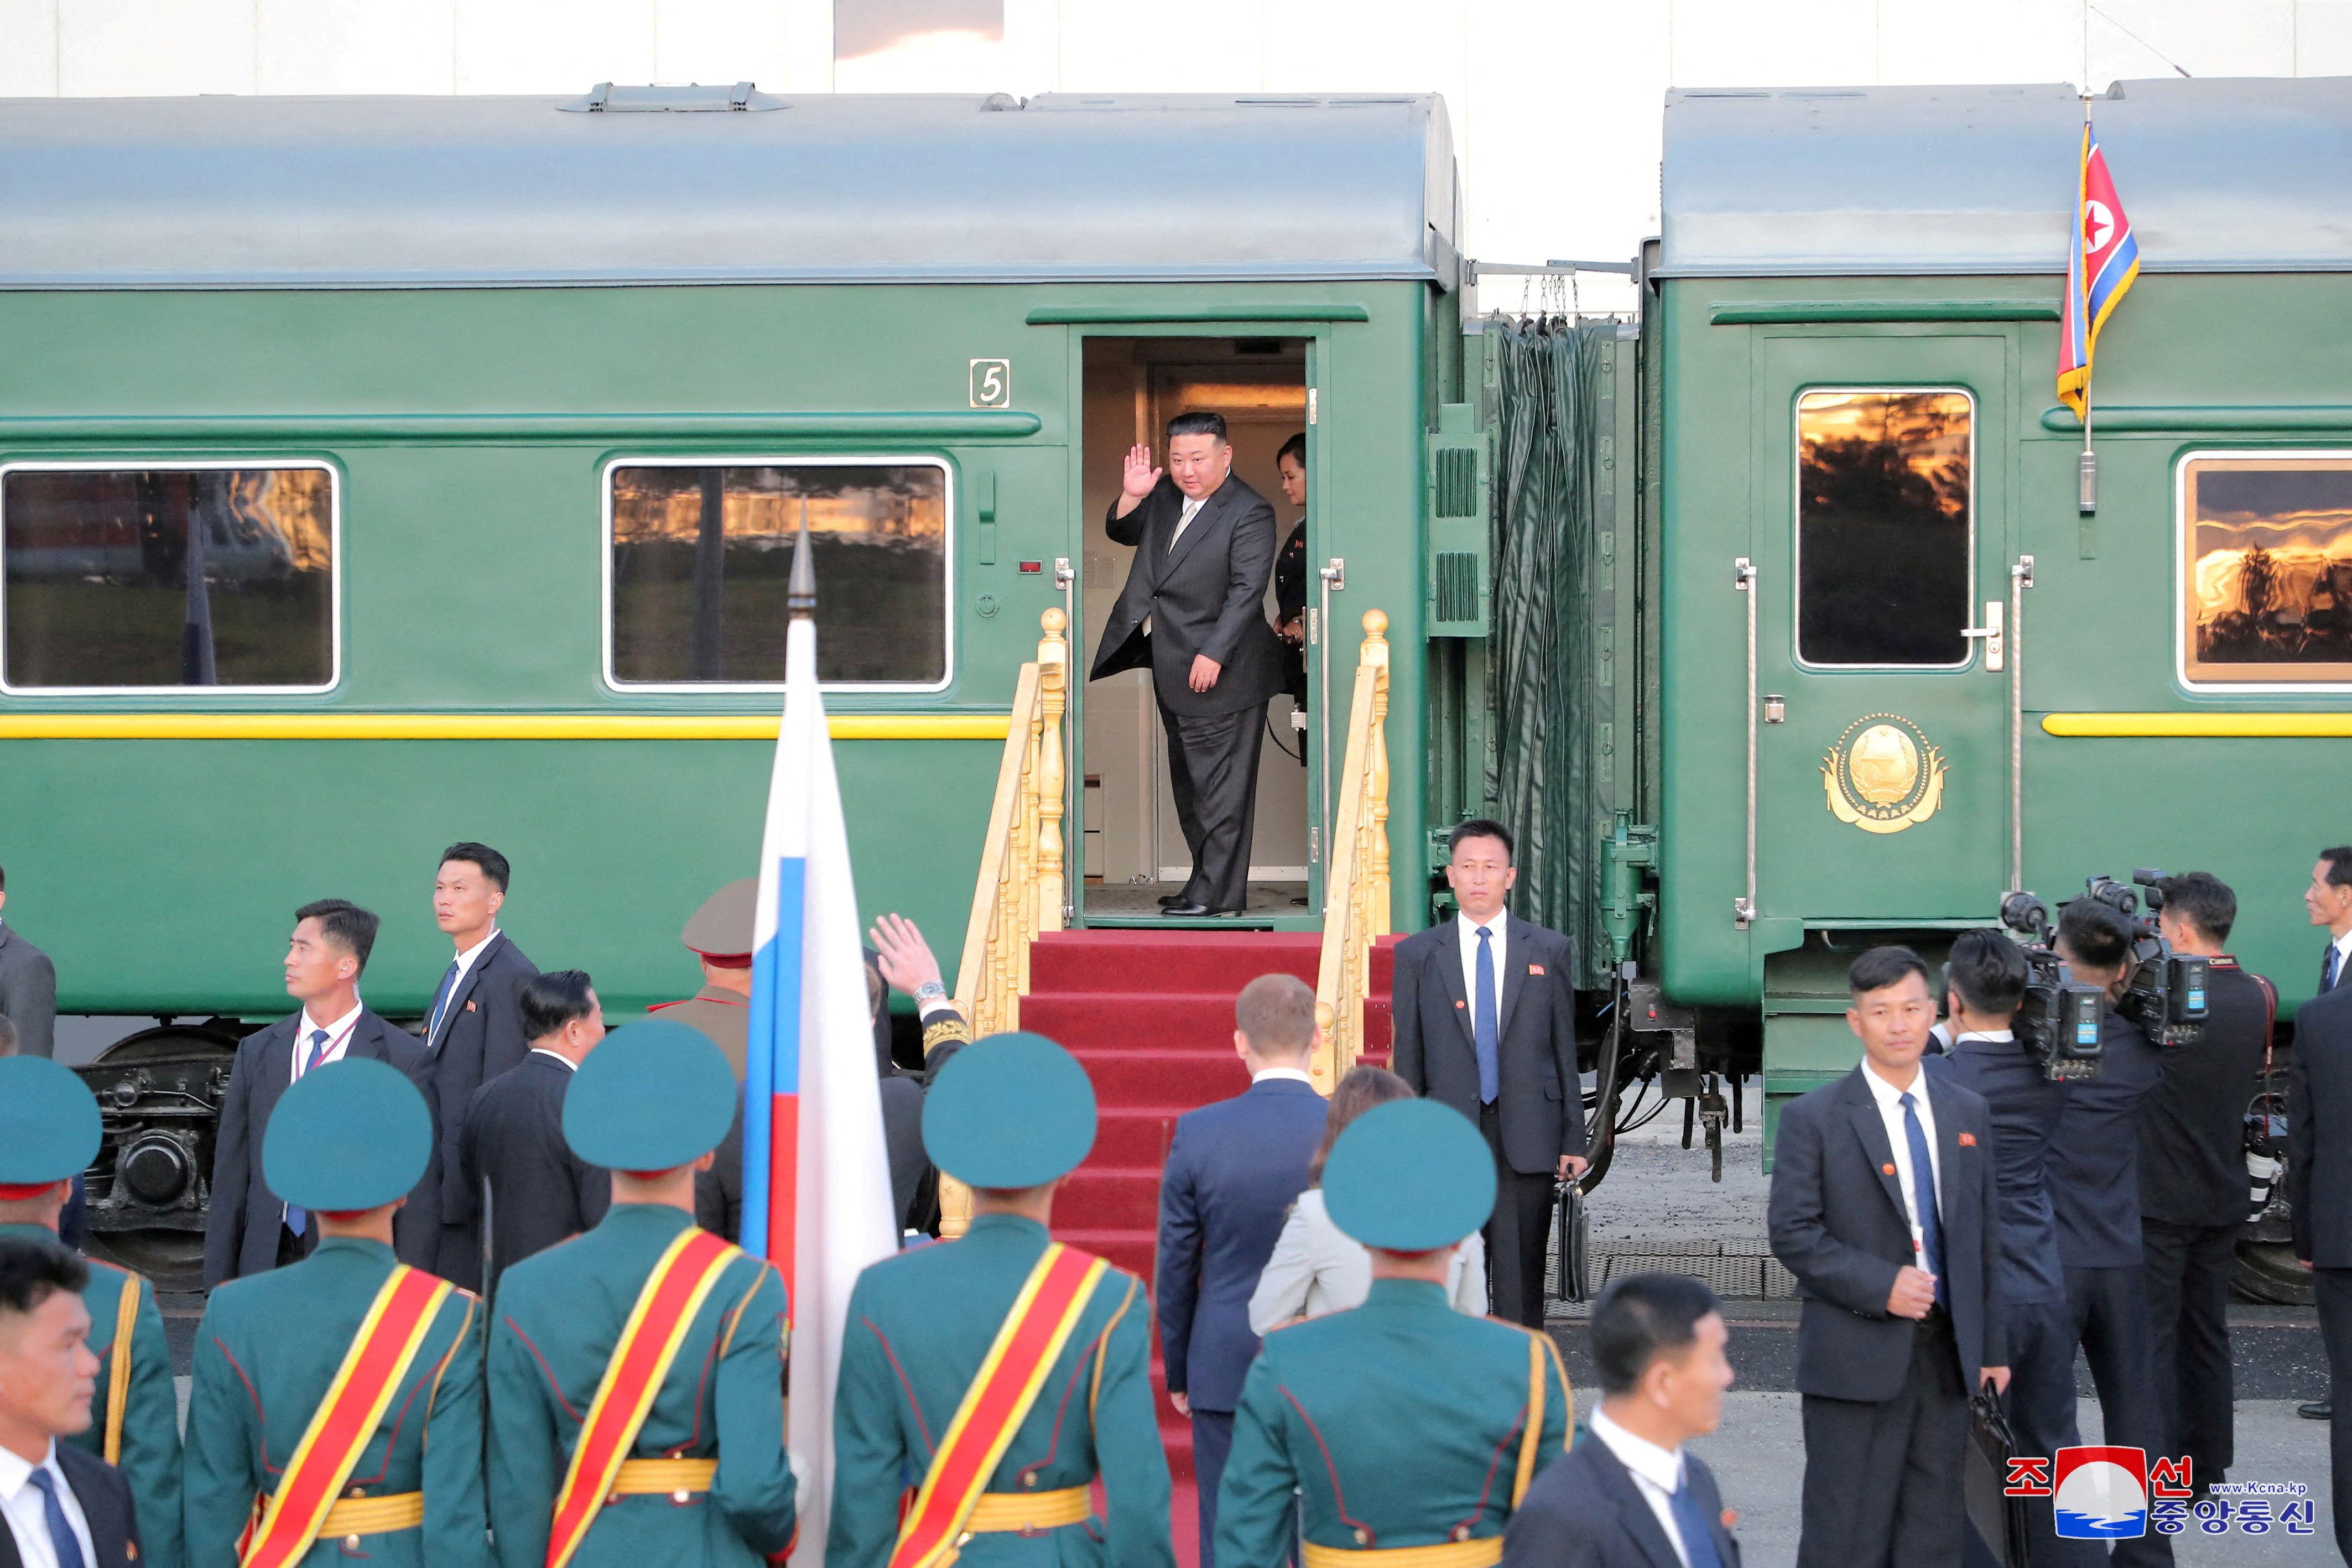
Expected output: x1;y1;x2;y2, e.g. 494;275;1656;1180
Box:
1796;390;1973;667
2183;457;2352;684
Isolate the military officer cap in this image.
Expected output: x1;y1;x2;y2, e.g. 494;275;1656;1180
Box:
263;1058;433;1213
683;878;757;966
924;1032;1096;1189
565;1019;737;1172
0;1057;101;1194
1323;1098;1497;1252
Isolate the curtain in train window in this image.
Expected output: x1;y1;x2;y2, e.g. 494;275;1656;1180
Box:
1794;390;1974;668
1;465;336;691
2181;455;2352;686
607;461;949;686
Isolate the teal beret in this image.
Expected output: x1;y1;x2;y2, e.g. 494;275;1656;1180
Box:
263;1058;431;1212
0;1058;101;1187
565;1020;737;1171
923;1032;1095;1189
1322;1098;1496;1251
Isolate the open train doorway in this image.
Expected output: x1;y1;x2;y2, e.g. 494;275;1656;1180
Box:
1075;336;1314;925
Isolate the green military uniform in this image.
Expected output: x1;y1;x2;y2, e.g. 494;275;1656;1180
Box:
0;1057;183;1568
486;1020;795;1568
184;1058;488;1568
654;879;757;1077
1216;1099;1572;1568
829;1032;1175;1568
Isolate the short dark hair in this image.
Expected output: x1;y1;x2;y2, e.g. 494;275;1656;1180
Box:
1591;1272;1720;1397
2322;847;2352;889
1167;410;1228;443
1277;432;1307;468
0;1014;15;1058
1944;929;2027;1017
2056;900;2133;971
440;842;511;893
1849;945;1929;998
1236;973;1316;1058
2163;872;2236;944
294;899;380;976
0;1233;87;1318
1448;819;1515;863
518;970;596;1041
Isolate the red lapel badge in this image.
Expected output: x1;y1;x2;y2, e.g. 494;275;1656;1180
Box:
1528;963;1546;976
1454;999;1467;1009
1882;1163;1897;1176
1958;1132;1977;1147
466;999;478;1013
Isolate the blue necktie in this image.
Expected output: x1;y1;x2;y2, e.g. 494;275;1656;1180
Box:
1474;926;1500;1105
285;1028;331;1238
426;958;462;1044
29;1467;87;1568
2326;944;2341;994
1669;1469;1725;1568
1900;1091;1946;1308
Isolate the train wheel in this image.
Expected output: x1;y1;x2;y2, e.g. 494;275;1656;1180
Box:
75;1023;242;1292
2233;1239;2315;1306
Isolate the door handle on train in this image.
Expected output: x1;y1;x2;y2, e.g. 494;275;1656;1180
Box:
1960;600;2005;671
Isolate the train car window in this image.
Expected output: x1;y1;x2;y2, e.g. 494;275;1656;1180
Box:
1;463;336;692
2181;454;2352;687
1794;389;1973;668
606;460;949;689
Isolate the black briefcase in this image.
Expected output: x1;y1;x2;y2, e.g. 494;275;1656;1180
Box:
1550;1180;1589;1303
1964;1391;2030;1568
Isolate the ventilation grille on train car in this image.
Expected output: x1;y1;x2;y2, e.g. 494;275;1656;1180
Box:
1425;407;1491;637
1433;552;1481;624
1433;447;1481;518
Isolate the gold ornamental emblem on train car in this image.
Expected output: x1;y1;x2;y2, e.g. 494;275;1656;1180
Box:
1822;713;1948;834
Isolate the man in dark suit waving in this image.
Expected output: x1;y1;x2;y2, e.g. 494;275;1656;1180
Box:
1391;819;1586;1327
201;900;433;1285
0;1234;144;1568
1091;411;1284;917
1154;973;1328;1564
1768;945;2006;1568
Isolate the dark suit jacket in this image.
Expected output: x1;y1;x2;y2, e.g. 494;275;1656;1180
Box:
201;1009;434;1286
1501;1430;1741;1568
0;1444;141;1568
456;1050;608;1293
419;931;538;1286
2288;983;2352;1267
2141;957;2272;1228
2046;1010;2165;1269
1090;473;1283;717
1766;1066;2004;1402
1926;1034;2070;1307
0;919;58;1060
1390;916;1588;1175
1154;1075;1327;1411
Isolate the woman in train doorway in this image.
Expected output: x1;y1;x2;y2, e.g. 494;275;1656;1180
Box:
1272;431;1312;727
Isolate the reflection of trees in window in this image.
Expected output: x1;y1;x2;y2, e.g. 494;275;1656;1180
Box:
2186;460;2352;678
1797;392;1972;666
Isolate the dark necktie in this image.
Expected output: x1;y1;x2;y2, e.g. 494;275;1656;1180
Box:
1474;926;1500;1105
1669;1468;1725;1568
29;1467;88;1568
2327;943;2341;994
1900;1090;1946;1307
285;1027;331;1238
426;958;462;1043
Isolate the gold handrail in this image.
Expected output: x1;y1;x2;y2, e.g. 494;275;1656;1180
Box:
942;608;1069;1236
1313;610;1392;1092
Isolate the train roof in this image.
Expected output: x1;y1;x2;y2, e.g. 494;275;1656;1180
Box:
0;89;1458;290
1659;77;2352;278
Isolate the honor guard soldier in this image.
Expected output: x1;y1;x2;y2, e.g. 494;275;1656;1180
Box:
1217;1098;1572;1568
485;1020;795;1568
183;1059;488;1568
0;1056;184;1568
829;1032;1175;1568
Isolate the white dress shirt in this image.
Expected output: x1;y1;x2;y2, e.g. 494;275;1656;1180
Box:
1455;911;1508;1007
289;1000;363;1081
1169;494;1206;550
1861;1060;1943;1248
1251;1066;1315;1087
527;1047;577;1072
2330;928;2352;988
430;928;501;1044
0;1442;97;1568
1586;1406;1693;1568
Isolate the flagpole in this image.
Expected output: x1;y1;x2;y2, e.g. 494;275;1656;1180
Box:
2078;92;2098;515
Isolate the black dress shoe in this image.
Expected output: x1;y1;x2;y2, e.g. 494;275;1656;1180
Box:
1162;902;1214;918
2301;1397;2333;1420
1157;893;1190;908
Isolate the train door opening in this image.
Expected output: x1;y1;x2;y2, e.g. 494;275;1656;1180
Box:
1074;336;1314;924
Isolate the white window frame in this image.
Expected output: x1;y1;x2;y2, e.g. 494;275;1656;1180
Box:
600;454;956;695
1790;384;1978;673
0;457;343;697
2175;447;2352;695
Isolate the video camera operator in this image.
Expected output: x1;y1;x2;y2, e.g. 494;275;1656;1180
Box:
2046;899;2173;1568
1924;930;2099;1568
2138;873;2272;1496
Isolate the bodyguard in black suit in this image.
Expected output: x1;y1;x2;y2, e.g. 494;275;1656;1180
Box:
0;867;56;1060
2288;959;2352;1560
1090;412;1286;916
1767;946;2005;1568
0;1235;145;1568
1391;819;1588;1328
201;900;434;1286
456;970;608;1294
1502;1273;1741;1568
418;842;537;1288
1155;974;1328;1564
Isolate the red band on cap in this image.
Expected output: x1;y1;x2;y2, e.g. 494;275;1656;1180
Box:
621;1169;677;1182
315;1208;374;1223
698;952;755;970
0;1181;64;1202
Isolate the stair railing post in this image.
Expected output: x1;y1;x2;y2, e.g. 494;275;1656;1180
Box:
1034;609;1069;970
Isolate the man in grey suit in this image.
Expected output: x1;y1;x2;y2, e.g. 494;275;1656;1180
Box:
1391;819;1588;1327
1090;410;1285;917
1768;945;2006;1568
0;864;56;1060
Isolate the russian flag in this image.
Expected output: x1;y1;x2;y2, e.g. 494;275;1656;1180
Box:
743;528;899;1567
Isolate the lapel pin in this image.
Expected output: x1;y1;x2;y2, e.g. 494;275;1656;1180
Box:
1958;1132;1976;1147
1527;963;1545;976
466;999;478;1013
1882;1163;1897;1176
1454;999;1466;1009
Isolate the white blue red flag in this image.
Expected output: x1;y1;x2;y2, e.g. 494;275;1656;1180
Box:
743;539;898;1567
2057;121;2140;419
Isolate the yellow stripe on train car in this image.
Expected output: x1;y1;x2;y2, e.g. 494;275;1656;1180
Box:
2042;713;2352;738
0;715;1012;741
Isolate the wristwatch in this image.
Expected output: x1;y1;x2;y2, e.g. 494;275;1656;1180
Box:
914;980;949;1008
